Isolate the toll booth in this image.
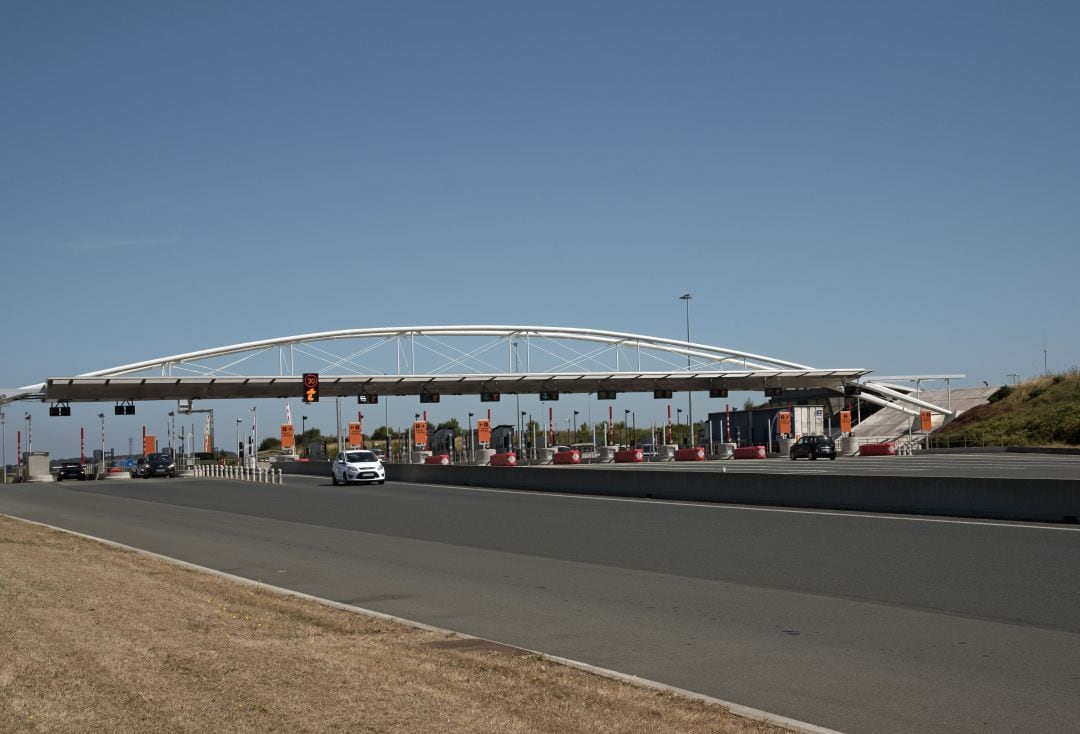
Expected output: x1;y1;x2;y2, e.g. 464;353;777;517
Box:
490;424;515;453
430;427;455;457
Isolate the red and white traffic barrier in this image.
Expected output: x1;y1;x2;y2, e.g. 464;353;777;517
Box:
424;454;451;465
490;452;518;467
859;442;898;457
614;448;644;463
553;450;581;465
675;447;706;462
734;446;767;460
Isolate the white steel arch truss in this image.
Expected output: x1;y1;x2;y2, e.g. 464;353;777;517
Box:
6;325;953;415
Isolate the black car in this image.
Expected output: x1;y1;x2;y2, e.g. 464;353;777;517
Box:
56;462;85;481
789;435;837;461
136;452;177;478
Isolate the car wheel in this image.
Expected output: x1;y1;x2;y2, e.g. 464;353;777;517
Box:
809;453;817;461
331;474;338;486
789;453;796;461
830;456;836;460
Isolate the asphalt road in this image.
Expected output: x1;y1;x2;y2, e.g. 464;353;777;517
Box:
2;475;1079;733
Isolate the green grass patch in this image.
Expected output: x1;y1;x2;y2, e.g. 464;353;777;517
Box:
935;369;1080;446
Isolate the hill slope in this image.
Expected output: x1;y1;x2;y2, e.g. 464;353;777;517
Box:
936;371;1080;446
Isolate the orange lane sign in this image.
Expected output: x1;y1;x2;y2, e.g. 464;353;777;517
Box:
777;412;791;435
281;424;295;449
413;421;428;446
839;410;852;434
348;422;363;448
477;419;491;444
920;410;933;433
143;435;156;455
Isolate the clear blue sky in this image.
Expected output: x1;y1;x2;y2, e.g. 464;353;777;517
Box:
3;1;1078;457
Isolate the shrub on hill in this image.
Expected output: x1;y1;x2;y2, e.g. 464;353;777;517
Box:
936;369;1080;446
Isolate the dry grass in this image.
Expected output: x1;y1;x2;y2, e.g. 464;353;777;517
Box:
0;516;788;733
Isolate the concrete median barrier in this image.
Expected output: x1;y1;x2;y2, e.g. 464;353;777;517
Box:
372;464;1080;524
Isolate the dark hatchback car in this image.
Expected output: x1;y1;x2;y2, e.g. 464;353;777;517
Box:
56;462;86;481
136;452;177;478
789;434;837;461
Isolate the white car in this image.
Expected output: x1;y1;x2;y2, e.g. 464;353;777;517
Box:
331;450;386;486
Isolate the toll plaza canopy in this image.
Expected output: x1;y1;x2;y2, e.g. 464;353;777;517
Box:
0;325;952;416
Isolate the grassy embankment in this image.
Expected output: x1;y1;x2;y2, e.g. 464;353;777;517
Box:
933;370;1080;447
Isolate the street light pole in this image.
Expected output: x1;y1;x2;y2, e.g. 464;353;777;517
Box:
573;410;579;444
1;399;6;485
624;408;630;446
98;413;105;477
236;418;242;465
251;406;258;468
679;292;694;447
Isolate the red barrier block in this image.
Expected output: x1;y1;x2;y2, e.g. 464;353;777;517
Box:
424;454;450;465
490;452;517;467
734;445;767;460
859;443;897;457
614;448;644;463
553;450;581;465
675;447;706;462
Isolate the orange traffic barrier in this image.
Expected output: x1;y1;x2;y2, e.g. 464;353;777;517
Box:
490;452;517;467
614;448;644;463
553;450;580;465
859;443;897;456
734;446;767;459
675;447;706;461
424;454;450;465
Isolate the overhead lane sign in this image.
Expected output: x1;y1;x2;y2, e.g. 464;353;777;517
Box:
303;373;319;403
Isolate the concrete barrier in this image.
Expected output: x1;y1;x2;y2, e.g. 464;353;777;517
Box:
614;448;644;463
734;446;767;460
860;443;898;457
675;447;706;462
553;450;581;465
373;464;1080;524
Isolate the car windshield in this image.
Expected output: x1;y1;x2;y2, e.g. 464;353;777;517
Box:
147;453;170;461
345;451;377;463
815;437;834;446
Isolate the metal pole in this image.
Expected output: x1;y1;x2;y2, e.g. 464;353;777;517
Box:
1;401;6;485
680;292;693;447
98;413;105;477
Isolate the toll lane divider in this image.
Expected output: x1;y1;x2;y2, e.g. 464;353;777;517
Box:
490;452;518;467
734;446;767;460
675;447;706;462
614;449;644;463
554;450;581;465
356;464;1080;524
193;465;284;484
424;454;451;465
859;443;898;457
